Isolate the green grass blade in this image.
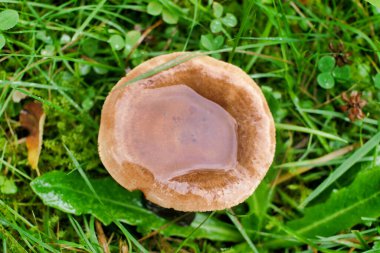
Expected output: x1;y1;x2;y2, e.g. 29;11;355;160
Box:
174;212;214;253
0;158;32;180
0;80;70;90
0;217;60;253
275;123;347;143
71;0;106;41
64;144;103;205
117;52;202;89
266;215;344;252
37;67;82;113
228;0;255;62
183;0;199;51
301;131;380;207
114;221;149;253
68;215;99;253
227;211;259;253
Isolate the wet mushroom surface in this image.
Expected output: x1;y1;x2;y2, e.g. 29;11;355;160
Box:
98;52;276;212
121;84;238;181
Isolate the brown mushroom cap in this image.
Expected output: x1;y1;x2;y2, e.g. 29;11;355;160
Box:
98;52;276;212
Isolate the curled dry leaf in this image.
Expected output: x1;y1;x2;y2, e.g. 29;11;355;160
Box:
19;101;45;171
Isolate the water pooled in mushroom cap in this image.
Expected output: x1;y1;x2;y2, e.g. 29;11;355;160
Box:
124;84;238;182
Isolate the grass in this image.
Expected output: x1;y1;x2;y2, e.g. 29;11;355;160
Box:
1;0;380;252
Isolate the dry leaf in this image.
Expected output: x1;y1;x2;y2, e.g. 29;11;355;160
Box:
19;101;45;172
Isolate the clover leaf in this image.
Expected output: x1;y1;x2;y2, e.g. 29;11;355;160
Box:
221;13;238;27
318;56;335;72
0;9;19;50
0;9;19;31
147;1;163;16
317;72;335;89
210;2;237;34
210;19;223;33
200;34;224;51
147;1;179;24
212;2;223;18
108;34;125;51
332;65;350;81
317;56;351;89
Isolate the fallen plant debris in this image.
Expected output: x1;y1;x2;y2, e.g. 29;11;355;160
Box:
19;101;45;174
340;91;367;122
329;41;352;66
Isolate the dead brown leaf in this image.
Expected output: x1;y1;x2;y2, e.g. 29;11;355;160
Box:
19;101;45;173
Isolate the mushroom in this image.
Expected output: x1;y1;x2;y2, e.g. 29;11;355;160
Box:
98;52;275;212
